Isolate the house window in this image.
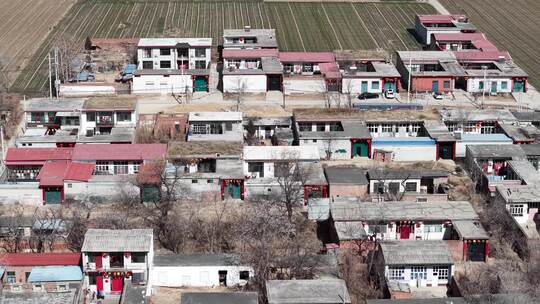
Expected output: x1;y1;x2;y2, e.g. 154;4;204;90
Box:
433;266;449;280
479;81;484;90
33;284;43;291
316;123;325;132
30;112;44;122
381;124;393;133
405;182;417;192
192;123;207;134
197;159;216;173
209;123;223;134
368;224;387;234
509;204;524;216
410;266;427;280
131;252;146;263
89;275;97;285
299;123;312;132
367;123;378;133
142;61;153;69
371;81;380;90
143;49;152;58
195;48;206;58
302;63;313;73
192;179;198;184
133;162;141;174
6;271;16;283
225;122;233;131
160;48;171;56
410;123;421;133
95;161;110;175
207;179;214;184
114;161;129;175
501;81;508;90
86;112;96;122
445;123;458;132
25;272;31;281
388;267;405;280
240;271;250;280
160;61;171;69
248;162;264;177
117;112;132;122
195;61;207;69
132;272;145;284
312;139;317;143
425;224;443;233
274;162;291;178
88;254;96;263
443;80;450;89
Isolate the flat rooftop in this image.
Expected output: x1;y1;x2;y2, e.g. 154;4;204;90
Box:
83;96;137;111
138;37;212;47
188;111;242;121
297;120;371;140
168;141;243;158
294;108;441;122
266;279;351;304
466;144;526;159
25;98;85;112
496;184;540;203
223;28;277;48
439;108;517;122
325;167;368;185
380;240;453;266
508;160;540;185
153;254;241;267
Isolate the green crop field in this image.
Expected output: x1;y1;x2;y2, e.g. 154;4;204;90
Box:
442;0;540;89
11;0;435;94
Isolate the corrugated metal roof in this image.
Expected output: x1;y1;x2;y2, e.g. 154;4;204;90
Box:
0;253;80;266
5;147;73;165
72;144;166;161
81;229;153;252
37;161;94;187
380;240;453;266
27;266;82;282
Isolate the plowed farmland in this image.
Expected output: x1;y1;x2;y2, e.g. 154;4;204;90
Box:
11;0;435;94
0;0;76;87
442;0;540;88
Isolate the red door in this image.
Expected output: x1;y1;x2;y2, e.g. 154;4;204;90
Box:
95;255;103;269
111;276;123;292
96;275;104;292
400;225;411;239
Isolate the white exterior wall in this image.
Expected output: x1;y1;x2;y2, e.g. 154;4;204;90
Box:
64;179;139;201
368;179;421;193
0;183;42;205
455;141;513;158
384;264;454;287
300;139;351;160
137;47;211;70
132;74;193;94
342;78;383;94
244;161;275;178
17;142;58;148
80;110;136;134
283;78;326;94
59;85;116;97
149;265;253;288
507;203;528;224
466;78;513;93
371;143;437;161
223;75;267;93
364;222;446;241
244;182;290;200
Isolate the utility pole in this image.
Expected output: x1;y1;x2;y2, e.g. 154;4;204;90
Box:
407;56;412;103
48;53;53;100
0;125;4;163
54;48;59;98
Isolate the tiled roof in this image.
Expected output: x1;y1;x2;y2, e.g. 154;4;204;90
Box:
279;52;335;63
81;229;153;252
5;147;73;165
266;279;351;304
37;161;95;187
27;266;82;282
0;253;81;266
380;240;453;265
72;144;166;161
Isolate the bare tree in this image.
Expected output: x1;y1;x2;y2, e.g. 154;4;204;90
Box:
245;118;258;146
0;207;28;252
0;54;12;92
234;77;247;111
54;34;82;83
274;154;313;222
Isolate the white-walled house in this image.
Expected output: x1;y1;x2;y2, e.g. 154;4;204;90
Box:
223;28;278;49
148;254;253;290
495;184;540;226
376;241;455;289
81;229;154;297
187;112;243;142
133;38;212;94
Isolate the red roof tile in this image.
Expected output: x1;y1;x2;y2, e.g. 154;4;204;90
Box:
37;161;95;187
0;253;81;266
319;62;341;79
222;48;279;59
279;52;335;63
72;144;167;161
5;148;74;166
453;50;512;62
417;14;467;24
136;162;163;185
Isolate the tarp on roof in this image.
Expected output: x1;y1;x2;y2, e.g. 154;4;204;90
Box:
27;266;82;282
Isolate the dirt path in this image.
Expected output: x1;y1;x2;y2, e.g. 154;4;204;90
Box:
428;0;450;14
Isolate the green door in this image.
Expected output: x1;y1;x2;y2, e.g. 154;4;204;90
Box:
384;81;395;91
352;142;368;157
361;81;368;93
513;80;524;92
226;183;241;199
44;188;61;204
491;81;497;93
194;77;207;92
142;186;160;202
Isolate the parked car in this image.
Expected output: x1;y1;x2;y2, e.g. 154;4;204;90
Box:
433;92;444;100
357;92;379;100
384;89;395;99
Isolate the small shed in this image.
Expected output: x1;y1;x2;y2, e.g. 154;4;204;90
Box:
325;167;368;199
266;279;351;304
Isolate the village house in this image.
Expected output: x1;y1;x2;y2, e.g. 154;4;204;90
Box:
81;229;153;298
132;38;212;94
396;51;464;94
187;111;243;142
0;253;81;291
430;32;496;52
266;279;351;304
510;111;540;128
335;50;401;95
521;143;540;171
375;240;455;297
243;116;293;145
279;52;337;95
158;141;244;201
148;254;252;289
366;169;448;202
242;145;327;202
325;167;369;200
0;217;70;252
222;27;278;49
494;184;540;240
222;48;283;93
326;199;488;262
415;14;476;45
181;292;258;304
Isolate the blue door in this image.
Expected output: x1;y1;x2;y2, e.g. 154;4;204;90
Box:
361;81;368;93
432;80;439;92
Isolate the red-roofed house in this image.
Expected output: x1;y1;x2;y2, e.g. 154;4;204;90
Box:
415;14;476;45
4;148;74;182
0;253;80;288
279;52;337;94
36;161;95;203
431;33;498;52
